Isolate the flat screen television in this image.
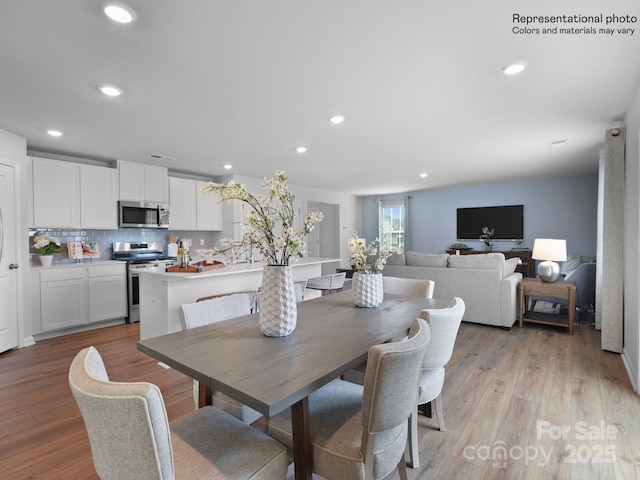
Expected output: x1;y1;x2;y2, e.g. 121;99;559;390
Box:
456;205;524;241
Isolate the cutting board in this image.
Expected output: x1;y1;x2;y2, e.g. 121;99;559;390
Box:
165;261;225;273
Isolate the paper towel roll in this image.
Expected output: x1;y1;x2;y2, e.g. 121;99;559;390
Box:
168;243;178;257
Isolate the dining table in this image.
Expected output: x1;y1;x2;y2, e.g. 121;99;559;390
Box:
137;289;452;480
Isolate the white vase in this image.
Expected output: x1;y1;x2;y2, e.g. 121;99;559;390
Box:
351;272;384;308
258;265;297;337
39;255;53;266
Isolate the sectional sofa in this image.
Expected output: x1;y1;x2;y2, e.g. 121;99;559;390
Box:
383;251;522;328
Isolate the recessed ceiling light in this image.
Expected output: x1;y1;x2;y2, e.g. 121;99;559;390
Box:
330;114;346;125
549;139;568;148
295;146;308;154
102;1;137;24
47;129;63;137
419;172;428;178
99;85;122;97
501;61;528;75
223;164;233;170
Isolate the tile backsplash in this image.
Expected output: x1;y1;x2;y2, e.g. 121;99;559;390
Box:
28;229;220;265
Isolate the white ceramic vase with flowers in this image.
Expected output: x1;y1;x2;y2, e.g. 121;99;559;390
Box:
349;232;395;307
33;232;61;266
480;226;494;252
203;171;323;336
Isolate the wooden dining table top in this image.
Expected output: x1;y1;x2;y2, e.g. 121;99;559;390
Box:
137;290;452;418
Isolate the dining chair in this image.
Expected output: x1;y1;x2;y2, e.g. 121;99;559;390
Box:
181;293;262;424
408;296;465;469
294;280;307;302
196;288;260;313
342;276;434;385
268;317;431;480
382;276;435;299
69;346;288;480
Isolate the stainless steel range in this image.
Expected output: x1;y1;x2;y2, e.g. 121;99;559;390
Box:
112;241;176;323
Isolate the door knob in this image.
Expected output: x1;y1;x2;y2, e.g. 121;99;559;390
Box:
9;263;19;269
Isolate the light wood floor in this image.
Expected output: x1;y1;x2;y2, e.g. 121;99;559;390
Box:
1;313;639;479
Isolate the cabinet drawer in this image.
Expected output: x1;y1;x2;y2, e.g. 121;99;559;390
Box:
40;268;87;282
88;264;125;277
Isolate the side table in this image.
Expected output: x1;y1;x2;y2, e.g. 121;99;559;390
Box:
519;277;576;335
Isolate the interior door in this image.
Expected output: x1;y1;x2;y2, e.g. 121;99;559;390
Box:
0;162;19;352
306;207;320;258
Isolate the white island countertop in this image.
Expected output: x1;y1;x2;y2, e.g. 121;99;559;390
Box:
139;257;340;280
138;257;341;339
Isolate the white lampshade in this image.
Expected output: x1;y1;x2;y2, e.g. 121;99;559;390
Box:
531;238;567;261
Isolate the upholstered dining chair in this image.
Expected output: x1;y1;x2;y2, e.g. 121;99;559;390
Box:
294;280;307;302
342;276;434;386
382;276;435;299
408;296;465;469
196;288;259;313
181;293;262;424
69;346;288;480
268;318;431;480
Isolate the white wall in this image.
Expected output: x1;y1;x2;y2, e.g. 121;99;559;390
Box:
226;174;361;269
623;79;640;392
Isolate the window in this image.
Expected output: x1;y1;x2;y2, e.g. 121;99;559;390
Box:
379;203;405;252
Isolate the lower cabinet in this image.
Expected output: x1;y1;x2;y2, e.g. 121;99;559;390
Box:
35;263;126;334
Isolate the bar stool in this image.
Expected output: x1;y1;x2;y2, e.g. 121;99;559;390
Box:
306;272;347;296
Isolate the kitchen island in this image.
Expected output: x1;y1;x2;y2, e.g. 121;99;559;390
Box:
138;257;340;340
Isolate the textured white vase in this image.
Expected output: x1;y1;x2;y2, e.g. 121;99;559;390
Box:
351;272;384;308
39;255;53;266
259;265;297;337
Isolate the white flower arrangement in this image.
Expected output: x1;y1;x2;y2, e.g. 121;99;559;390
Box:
349;232;395;274
202;171;323;266
32;232;61;255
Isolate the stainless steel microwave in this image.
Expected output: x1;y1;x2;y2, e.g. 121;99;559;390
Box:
118;201;170;228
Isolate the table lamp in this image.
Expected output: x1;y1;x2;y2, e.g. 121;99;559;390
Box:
532;238;567;283
348;237;366;253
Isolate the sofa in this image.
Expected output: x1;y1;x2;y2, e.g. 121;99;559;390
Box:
383;251;522;328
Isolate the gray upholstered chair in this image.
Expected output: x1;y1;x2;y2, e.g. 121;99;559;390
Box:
268;318;431;480
306;272;347;295
342;277;434;386
181;293;262;424
69;346;288;480
196;288;259;313
408;296;465;469
382;276;435;299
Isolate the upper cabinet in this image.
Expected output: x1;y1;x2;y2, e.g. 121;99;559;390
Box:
169;177;222;231
31;157;119;229
32;157;80;228
80;164;119;229
118;160;168;203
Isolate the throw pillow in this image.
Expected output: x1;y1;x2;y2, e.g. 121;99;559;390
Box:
561;255;582;274
385;252;406;266
504;257;520;276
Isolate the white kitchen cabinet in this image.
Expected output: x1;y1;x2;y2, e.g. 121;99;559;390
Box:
118;160;168;203
80;164;119;229
196;180;222;230
88;264;127;323
32;157;80;228
39;268;87;331
169;177;222;231
168;177;197;230
34;263;126;334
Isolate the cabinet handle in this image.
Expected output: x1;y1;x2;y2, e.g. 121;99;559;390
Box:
9;264;18;270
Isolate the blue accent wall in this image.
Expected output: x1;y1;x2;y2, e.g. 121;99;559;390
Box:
361;174;598;258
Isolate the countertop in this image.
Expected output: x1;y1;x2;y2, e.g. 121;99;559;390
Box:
139;257;341;280
30;259;124;270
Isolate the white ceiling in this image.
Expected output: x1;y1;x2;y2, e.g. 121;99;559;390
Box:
1;1;639;195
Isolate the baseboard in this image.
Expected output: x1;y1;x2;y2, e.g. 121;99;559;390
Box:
22;336;35;348
621;348;639;394
32;319;126;342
